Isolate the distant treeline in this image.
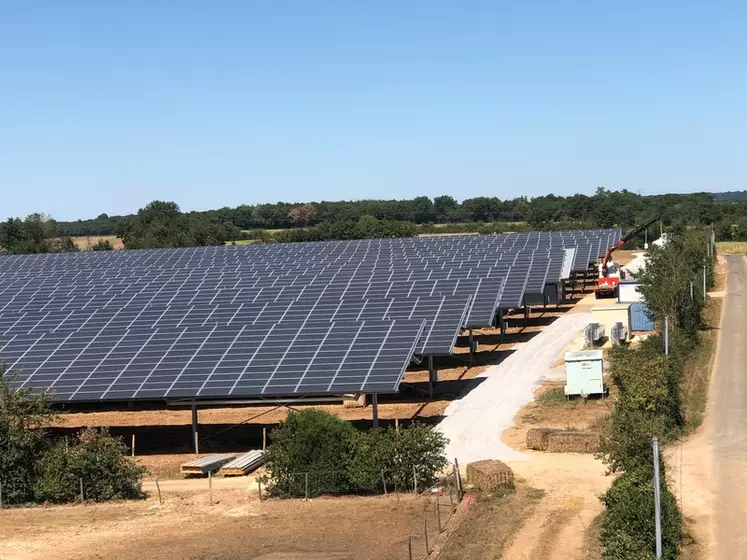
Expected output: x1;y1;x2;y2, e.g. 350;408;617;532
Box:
4;189;747;253
56;189;747;240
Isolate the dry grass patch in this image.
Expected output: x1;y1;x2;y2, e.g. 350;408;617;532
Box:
716;241;747;254
438;485;545;559
682;296;722;431
583;512;604;560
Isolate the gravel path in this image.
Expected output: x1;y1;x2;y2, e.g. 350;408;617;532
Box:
438;311;593;464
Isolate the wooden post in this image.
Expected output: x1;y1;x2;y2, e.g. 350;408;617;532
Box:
305;472;309;501
131;433;136;458
381;471;388;495
209;470;214;505
413;467;418;494
454;459;462;500
0;481;3;509
395;417;399;432
155;478;163;505
424;516;429;554
80;478;84;503
436;498;442;532
407;536;412;560
449;486;455;512
262;427;267;450
257;479;263;502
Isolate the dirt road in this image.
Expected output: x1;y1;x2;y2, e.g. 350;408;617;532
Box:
713;255;747;559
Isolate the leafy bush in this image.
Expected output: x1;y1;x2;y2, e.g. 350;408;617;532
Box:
36;429;146;503
349;423;448;491
0;364;145;506
601;467;681;560
263;409;360;497
0;365;55;504
264;410;448;497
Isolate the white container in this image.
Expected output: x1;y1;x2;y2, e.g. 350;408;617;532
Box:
564;350;604;397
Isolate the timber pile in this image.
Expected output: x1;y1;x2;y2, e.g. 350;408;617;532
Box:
466;460;514;493
526;428;562;451
546;431;601;453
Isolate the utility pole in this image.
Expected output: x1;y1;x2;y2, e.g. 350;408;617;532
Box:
653;437;663;559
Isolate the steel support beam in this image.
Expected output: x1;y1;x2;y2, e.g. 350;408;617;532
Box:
191;403;199;454
428;356;438;399
371;393;379;429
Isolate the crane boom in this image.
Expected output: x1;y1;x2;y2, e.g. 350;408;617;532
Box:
601;217;660;276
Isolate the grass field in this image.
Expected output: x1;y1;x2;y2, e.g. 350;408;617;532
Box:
716;241;747;254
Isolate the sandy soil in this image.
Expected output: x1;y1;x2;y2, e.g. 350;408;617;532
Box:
0;483;430;560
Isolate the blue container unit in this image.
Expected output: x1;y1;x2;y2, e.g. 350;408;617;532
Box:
630;302;655;331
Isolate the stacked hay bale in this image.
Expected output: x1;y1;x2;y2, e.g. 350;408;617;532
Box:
466;460;514;493
527;428;601;453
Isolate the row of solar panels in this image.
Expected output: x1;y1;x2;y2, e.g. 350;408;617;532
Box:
0;229;620;402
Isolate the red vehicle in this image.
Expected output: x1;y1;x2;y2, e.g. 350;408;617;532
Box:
595;217;659;299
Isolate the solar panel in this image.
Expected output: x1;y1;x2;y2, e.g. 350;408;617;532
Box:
0;229;622;402
1;319;425;401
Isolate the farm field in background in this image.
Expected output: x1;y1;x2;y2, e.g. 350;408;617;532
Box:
717;241;747;254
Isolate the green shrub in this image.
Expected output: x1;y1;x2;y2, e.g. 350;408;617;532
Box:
0;366;53;504
36;428;146;503
263;410;448;497
263;409;360;497
349;423;448;491
601;467;681;560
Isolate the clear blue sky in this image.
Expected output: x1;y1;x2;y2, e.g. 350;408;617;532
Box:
1;1;745;221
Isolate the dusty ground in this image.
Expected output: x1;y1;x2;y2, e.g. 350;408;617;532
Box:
0;481;432;560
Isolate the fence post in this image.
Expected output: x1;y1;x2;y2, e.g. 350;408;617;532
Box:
703;266;707;296
305;472;309;501
262;426;267;450
407;536;412;560
690;281;694;302
449;485;455;512
381;471;388;496
653;437;663;559
413;467;418;494
208;470;213;505
664;316;669;356
0;481;3;509
155;478;163;505
79;478;84;503
454;459;462;500
436;497;442;532
257;479;263;502
131;433;136;457
424;515;429;554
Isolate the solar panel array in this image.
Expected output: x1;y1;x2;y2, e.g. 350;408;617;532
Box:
0;228;619;402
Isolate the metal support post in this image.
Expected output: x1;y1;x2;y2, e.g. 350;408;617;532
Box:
468;328;475;354
690;281;694;301
191;404;199;454
524;304;529;325
371;393;379;429
498;309;506;340
664;316;669;356
653;437;663;559
428;356;437;399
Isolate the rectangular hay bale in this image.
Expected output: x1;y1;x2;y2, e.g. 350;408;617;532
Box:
546;431;601;453
526;428;562;451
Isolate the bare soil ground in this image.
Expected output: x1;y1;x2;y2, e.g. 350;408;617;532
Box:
0;483;431;560
71;235;125;250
